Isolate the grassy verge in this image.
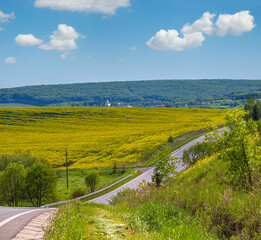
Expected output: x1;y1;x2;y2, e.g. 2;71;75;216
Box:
113;156;261;239
45;201;144;240
56;168;138;201
45;200;216;240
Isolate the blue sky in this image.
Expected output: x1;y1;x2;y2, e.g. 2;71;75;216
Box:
0;0;260;88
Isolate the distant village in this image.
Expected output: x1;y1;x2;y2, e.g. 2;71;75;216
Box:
104;99;235;108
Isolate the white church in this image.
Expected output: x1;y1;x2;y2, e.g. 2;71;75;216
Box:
105;99;111;107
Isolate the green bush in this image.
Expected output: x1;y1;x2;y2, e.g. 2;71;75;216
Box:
168;136;174;143
70;188;86;199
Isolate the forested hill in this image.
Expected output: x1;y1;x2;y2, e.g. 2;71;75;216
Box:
1;80;261;107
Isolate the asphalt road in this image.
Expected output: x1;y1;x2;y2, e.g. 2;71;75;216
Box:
0;207;49;240
90;134;206;204
0;133;206;239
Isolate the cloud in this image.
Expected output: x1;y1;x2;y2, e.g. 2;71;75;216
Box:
181;12;216;35
4;57;17;64
34;0;130;15
15;34;43;46
0;27;3;31
39;24;79;51
147;29;205;51
0;10;15;22
147;11;255;51
216;11;255;36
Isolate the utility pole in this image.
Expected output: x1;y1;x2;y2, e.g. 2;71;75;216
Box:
66;149;69;189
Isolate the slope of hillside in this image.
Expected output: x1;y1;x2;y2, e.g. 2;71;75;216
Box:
0;107;224;169
1;80;261;106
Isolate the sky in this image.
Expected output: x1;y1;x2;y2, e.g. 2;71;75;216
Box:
0;0;261;88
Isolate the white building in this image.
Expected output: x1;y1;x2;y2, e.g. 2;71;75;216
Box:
105;99;111;107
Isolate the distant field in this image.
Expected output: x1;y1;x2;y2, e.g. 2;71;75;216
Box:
0;107;225;169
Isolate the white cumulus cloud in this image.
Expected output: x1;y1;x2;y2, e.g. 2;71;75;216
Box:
15;34;43;46
147;29;205;51
4;57;17;64
39;24;79;51
181;12;216;35
0;9;15;22
216;11;255;36
147;11;255;51
34;0;130;15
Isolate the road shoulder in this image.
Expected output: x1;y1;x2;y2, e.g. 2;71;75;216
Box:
12;209;57;240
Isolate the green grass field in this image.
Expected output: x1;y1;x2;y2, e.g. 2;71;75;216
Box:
57;168;138;201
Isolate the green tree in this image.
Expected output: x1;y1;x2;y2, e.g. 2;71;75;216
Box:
182;141;213;166
152;146;178;187
0;152;40;171
25;162;57;207
206;110;261;190
244;96;261;121
85;171;100;192
0;162;26;206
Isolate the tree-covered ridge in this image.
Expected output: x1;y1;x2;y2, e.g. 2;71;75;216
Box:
1;80;261;106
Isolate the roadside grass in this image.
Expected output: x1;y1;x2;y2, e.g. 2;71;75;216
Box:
44;201;144;240
114;201;218;240
45;200;216;240
112;156;261;239
56;168;138;201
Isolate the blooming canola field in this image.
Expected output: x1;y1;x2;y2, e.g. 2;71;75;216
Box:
0;107;225;169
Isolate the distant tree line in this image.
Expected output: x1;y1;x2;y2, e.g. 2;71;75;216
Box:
1;80;261;107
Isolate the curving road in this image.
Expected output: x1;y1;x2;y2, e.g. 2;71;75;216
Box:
0;207;50;240
0;133;206;239
90;133;206;204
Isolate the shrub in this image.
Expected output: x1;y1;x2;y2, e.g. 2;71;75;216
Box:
70;188;86;199
168;136;174;143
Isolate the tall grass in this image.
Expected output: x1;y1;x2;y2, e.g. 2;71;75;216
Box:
119;201;218;239
113;156;261;239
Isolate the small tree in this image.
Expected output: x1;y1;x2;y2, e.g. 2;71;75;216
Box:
244;96;261;121
85;171;100;192
152;146;179;187
0;162;25;206
25;162;57;207
182;141;213;166
206;110;261;190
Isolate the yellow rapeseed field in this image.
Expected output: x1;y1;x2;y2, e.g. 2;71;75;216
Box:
0;107;224;169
